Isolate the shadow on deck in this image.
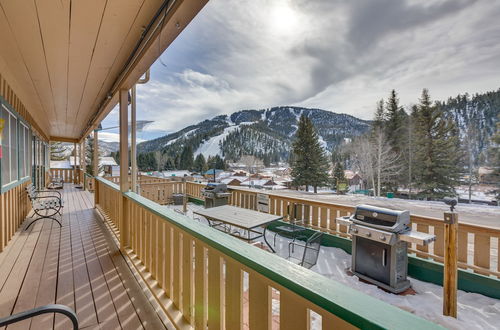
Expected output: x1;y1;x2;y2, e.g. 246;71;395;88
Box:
0;185;172;329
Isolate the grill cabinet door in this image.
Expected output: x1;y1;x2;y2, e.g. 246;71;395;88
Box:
354;237;390;285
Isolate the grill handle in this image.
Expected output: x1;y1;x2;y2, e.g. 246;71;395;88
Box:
382;248;387;267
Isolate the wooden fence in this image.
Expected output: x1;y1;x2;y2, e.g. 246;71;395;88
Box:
95;177;436;330
185;182;500;279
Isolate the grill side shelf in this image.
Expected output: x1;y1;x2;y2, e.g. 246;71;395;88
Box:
398;231;436;246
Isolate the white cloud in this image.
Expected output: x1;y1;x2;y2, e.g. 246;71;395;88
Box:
98;131;145;144
101;0;500;135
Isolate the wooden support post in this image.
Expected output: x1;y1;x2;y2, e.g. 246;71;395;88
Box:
93;130;98;178
73;142;77;184
443;211;458;318
183;179;187;214
131;84;137;193
81;140;86;190
119;89;130;251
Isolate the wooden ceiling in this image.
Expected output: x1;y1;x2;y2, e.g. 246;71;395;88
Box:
0;0;207;141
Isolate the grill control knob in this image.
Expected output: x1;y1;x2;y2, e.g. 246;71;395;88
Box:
365;232;371;237
379;236;386;241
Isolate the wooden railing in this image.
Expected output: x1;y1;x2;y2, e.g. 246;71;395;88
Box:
104;175;172;185
104;175;187;205
139;182;185;204
49;168;81;184
95;177;437;329
83;173;95;191
185;182;500;279
0;179;31;252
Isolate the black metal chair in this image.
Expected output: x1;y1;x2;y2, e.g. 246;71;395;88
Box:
25;183;64;229
286;231;323;269
0;304;78;330
273;203;308;247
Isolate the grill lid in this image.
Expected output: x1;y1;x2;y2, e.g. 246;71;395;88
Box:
352;204;410;233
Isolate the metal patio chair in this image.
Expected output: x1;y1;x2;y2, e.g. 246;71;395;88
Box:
25;183;64;229
286;231;323;269
273;203;308;247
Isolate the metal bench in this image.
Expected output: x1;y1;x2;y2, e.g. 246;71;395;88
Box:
47;173;64;189
25;183;64;229
0;304;78;330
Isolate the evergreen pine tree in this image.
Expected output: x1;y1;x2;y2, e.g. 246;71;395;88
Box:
291;115;329;193
487;114;500;198
85;137;102;176
384;90;409;192
414;89;461;198
372;99;385;132
214;155;225;170
179;146;194;170
332;161;346;192
50;142;68;161
193;154;207;173
385;90;404;151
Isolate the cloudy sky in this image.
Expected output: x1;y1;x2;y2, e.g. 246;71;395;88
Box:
100;0;500;142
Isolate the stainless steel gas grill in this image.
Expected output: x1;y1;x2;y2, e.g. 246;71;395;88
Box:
202;183;231;208
337;204;435;293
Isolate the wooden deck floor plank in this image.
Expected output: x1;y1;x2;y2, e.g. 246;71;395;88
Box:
30;222;62;328
73;192;122;330
67;189;99;328
8;221;54;330
0;221;44;329
75;188;146;330
0;224;35;293
55;192;76;330
0;185;169;330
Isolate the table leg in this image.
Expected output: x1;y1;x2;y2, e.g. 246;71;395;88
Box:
263;225;276;253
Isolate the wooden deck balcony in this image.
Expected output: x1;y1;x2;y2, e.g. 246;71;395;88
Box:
3;174;498;329
0;185;171;329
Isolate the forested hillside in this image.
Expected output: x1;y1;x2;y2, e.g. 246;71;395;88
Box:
137;106;371;163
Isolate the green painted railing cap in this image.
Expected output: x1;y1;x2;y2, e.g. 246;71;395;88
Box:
96;177;443;330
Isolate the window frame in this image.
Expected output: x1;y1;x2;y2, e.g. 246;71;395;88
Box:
0;97;33;191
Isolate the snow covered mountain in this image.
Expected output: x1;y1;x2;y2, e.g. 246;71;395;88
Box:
137;106;371;162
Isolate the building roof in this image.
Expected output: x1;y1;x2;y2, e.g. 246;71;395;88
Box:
162;170;191;177
240;179;276;186
50;160;72;169
100;156;118;166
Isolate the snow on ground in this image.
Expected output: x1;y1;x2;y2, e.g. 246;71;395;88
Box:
194;122;254;158
263;189;500;228
165;203;500;329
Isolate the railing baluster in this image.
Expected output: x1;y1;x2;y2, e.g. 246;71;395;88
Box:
248;271;271;330
207;250;222;329
474;233;491;275
194;240;207;329
434;223;445;258
182;234;194;323
172;229;181;308
225;259;242;329
280;289;308;330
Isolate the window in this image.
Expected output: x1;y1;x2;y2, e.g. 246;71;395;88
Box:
19;122;30;178
1;104;18;186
